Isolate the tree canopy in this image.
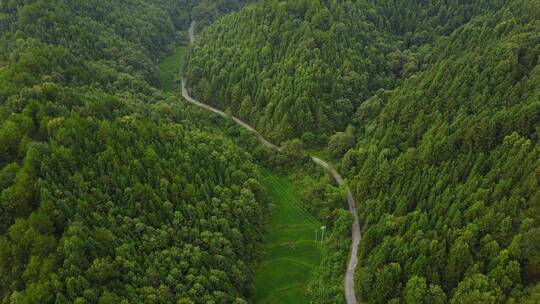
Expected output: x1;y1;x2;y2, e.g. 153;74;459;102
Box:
0;0;263;303
184;0;539;302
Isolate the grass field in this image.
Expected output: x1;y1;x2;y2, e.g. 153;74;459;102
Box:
253;171;322;303
158;46;187;92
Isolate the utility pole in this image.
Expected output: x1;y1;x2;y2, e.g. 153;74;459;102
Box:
320;226;326;244
318;226;327;301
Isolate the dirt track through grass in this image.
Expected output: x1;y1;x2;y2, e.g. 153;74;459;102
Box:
253;171;322;303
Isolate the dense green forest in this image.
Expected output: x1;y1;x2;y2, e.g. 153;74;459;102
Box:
185;0;539;303
184;0;508;143
0;0;265;303
186;0;396;142
1;0;539;303
348;1;540;303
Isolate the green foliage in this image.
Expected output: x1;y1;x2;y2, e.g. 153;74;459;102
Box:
521;283;540;304
185;0;508;143
185;0;400;141
366;0;506;38
344;1;540;303
521;228;540;281
328;126;356;158
404;276;427;304
0;0;261;303
1;0;538;302
184;0;539;302
280;139;309;164
289;164;350;303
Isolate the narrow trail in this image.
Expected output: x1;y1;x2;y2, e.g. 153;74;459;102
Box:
182;20;361;304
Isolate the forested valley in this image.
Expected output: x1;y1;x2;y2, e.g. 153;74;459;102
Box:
1;0;539;303
0;0;268;303
186;0;540;303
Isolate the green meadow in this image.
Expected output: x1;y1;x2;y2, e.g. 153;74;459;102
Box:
254;171;323;303
158;46;187;92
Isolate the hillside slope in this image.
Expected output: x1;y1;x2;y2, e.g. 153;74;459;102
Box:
184;0;539;302
0;1;263;303
185;0;397;142
346;1;539;303
184;0;507;143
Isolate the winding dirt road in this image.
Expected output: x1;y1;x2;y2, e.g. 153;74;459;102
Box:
182;20;361;304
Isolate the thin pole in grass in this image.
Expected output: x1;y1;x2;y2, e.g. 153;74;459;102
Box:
318;225;327;300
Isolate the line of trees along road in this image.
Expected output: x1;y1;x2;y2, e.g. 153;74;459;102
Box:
185;0;539;303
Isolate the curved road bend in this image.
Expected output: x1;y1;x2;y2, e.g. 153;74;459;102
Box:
183;20;361;304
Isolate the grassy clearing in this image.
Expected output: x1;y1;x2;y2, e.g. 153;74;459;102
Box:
158;46;187;92
253;170;322;304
